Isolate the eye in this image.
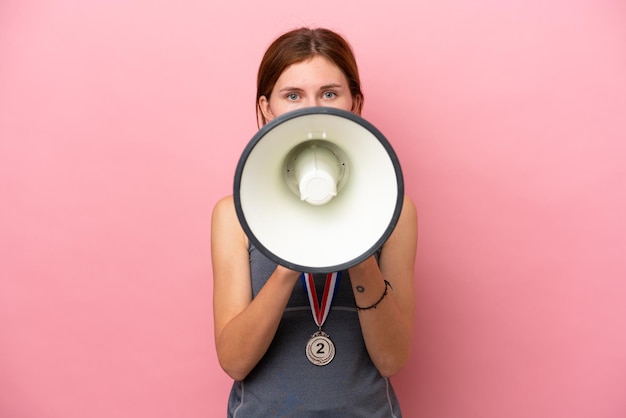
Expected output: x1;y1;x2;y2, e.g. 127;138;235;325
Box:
322;91;337;99
286;93;300;101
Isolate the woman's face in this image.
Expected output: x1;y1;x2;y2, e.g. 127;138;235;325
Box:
259;55;354;123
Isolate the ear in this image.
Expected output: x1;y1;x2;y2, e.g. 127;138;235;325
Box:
258;96;274;123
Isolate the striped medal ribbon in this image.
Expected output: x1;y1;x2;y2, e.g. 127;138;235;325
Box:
301;271;342;366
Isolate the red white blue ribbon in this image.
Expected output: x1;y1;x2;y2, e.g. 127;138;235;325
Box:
301;272;342;328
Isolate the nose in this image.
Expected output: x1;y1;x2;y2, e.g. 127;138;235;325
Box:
304;97;323;108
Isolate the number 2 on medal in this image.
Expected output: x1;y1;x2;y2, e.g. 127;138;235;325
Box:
316;342;326;355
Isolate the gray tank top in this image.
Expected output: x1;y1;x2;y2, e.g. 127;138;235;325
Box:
226;242;402;417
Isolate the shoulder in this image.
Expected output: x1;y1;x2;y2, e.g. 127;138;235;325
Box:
401;194;417;218
380;194;417;264
212;195;238;226
213;194;234;214
397;194;417;233
211;195;247;244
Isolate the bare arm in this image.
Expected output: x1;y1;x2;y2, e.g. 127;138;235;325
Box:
348;195;417;377
211;196;300;381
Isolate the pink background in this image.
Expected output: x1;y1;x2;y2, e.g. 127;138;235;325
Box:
1;1;625;417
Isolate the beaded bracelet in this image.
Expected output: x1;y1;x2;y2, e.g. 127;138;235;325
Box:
355;280;392;311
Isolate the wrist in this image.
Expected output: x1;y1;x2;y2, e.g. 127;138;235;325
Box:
355;280;392;311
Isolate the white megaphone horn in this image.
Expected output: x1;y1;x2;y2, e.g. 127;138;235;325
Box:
234;107;404;273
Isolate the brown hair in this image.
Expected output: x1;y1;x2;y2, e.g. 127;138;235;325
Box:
256;27;364;126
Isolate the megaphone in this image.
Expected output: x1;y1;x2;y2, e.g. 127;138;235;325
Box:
234;107;403;273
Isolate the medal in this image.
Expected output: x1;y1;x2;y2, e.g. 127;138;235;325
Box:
301;272;342;366
306;330;335;366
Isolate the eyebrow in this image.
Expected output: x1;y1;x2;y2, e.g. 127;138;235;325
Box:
278;83;345;93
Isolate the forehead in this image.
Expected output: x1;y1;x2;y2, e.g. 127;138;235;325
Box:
274;56;349;89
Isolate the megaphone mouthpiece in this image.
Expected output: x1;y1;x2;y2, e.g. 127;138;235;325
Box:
294;143;341;205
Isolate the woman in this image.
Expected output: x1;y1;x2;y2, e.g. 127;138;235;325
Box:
211;27;417;417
